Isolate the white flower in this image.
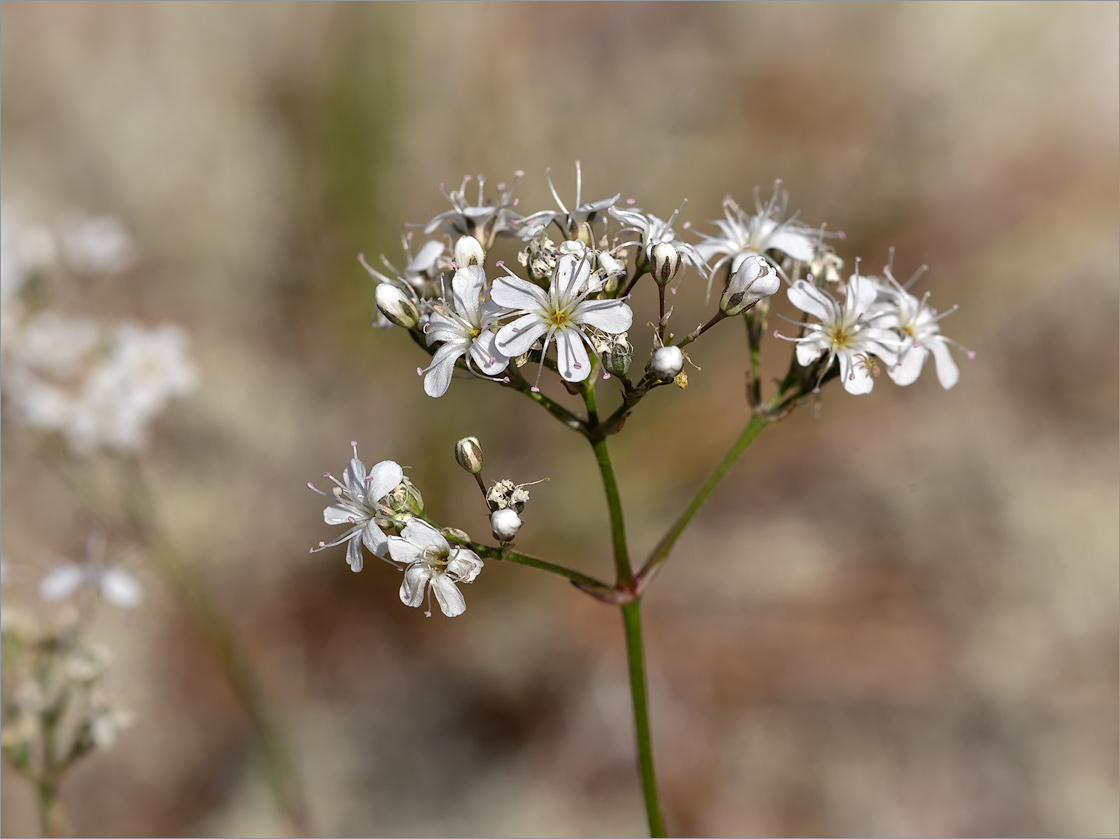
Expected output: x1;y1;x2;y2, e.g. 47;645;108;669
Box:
516;162;620;240
422;172;523;246
58;213;138;276
308;442;404;572
492;254;633;387
389;519;484;618
609;205;706;279
870;270;966;390
39;534;143;609
695;186;819;297
420;264;509;397
782;272;898;395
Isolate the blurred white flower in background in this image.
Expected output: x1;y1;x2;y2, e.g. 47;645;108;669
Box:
58;213;138;277
39;532;143;610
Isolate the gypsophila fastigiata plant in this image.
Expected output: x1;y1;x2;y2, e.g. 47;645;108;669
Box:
309;163;974;836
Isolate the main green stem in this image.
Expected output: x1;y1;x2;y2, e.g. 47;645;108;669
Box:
583;385;665;835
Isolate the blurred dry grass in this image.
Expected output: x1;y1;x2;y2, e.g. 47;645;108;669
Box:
1;2;1117;837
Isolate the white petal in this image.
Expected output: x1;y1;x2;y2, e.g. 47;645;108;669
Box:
929;338;960;389
346;537;364;572
39;565;86;601
553;254;590;300
787;281;835;322
400;563;431;608
388;535;423;565
495;315;548;358
888;346;926;386
342;456;367;497
555;329;591;382
361;521;389;557
767;229;815;262
468;332;508;375
366;460;404;503
423;342;466;397
400;519;449;557
574;298;633;334
323;502;363;526
447;550;484;583
795;336;828;367
406;240;445;274
100;568;143;608
452;265;486;324
429;574;467;617
491;276;547;312
838;351;875;395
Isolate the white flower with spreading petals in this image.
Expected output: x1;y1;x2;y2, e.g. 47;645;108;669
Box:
516;162;620;240
389;519;483;618
308;442;404;572
420;264;508;397
870;270;966;390
609;205;706;280
695;187;819;297
492;254;633;387
782;272;898;395
39;533;143;609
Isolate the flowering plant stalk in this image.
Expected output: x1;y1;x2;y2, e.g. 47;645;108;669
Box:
312;165;972;835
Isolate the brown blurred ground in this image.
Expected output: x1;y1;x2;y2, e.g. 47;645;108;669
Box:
1;2;1117;837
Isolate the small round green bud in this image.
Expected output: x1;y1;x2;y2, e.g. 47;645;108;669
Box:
455;436;484;475
387;477;424;518
604;340;633;378
375;283;419;329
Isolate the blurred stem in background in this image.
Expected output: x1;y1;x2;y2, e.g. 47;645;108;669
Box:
39;446;310;835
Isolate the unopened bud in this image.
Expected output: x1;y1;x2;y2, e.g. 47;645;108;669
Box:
387;478;424;518
375;283;419;329
455;436;484;475
650;242;683;286
454;235;486;268
490;508;523;542
720;254;779;316
441;527;472;547
650;346;684;380
598;251;625;279
604;340;634;378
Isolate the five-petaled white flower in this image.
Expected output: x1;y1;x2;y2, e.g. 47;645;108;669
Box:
782;272;898;395
609;205;706;281
389;519;484;618
308;442;404;572
869;270;965;390
420;264;508;397
492;254;633;388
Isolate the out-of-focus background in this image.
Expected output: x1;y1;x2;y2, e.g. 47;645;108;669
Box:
1;2;1116;836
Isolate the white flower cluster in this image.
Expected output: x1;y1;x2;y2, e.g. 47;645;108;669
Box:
362;166;966;401
311;167;971;619
308;443;484;617
1;205;198;453
781;261;973;395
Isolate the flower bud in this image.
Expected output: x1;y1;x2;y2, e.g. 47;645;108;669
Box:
441;527;472;546
597;251;625;280
604;340;633;378
650;242;683;286
454;235;486;268
387;478;424;518
490;508;523;542
375;283;419;329
720;254;779;316
650;346;684;380
455;436;484;475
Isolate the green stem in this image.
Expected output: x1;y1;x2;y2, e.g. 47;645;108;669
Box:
470;543;615;596
589;435;633;588
622;599;666;838
636;411;770;589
